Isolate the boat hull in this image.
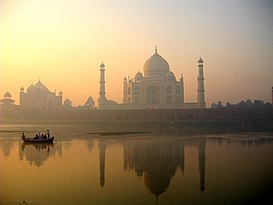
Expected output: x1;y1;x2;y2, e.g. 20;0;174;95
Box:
22;136;54;143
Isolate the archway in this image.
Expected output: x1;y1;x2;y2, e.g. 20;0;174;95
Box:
146;86;160;105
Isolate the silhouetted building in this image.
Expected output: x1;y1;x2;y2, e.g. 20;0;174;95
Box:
0;91;16;110
98;48;206;109
62;98;73;110
20;80;63;111
78;96;96;110
211;99;272;109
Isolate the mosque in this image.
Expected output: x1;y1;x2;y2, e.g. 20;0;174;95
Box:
20;80;63;111
98;47;206;109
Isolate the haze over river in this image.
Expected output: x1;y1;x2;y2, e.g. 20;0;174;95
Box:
0;124;272;205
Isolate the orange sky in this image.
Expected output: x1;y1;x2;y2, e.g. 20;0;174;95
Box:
0;0;273;107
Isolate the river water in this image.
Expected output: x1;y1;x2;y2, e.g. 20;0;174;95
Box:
0;124;272;205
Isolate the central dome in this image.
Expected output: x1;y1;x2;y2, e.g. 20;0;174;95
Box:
143;49;170;78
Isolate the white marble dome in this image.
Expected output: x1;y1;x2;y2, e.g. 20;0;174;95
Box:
143;50;169;78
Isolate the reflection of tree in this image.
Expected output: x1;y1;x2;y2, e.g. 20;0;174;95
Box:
19;142;62;168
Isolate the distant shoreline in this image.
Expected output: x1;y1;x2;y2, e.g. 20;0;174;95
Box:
1;108;272;134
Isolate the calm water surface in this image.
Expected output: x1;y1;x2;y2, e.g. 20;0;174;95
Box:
0;124;273;205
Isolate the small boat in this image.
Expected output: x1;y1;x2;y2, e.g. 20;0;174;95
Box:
22;136;54;143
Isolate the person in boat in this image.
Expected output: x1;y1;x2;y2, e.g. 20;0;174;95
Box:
46;129;50;139
34;133;38;139
22;132;26;139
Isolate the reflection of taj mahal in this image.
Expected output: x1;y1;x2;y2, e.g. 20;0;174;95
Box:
98;136;206;200
98;47;206;109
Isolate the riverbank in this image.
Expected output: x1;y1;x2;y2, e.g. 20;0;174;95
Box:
1;108;272;134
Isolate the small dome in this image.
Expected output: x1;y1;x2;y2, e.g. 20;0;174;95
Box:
143;50;170;78
20;87;24;91
135;72;143;81
64;98;72;104
4;91;12;98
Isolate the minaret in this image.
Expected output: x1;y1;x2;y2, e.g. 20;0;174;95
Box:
19;87;24;106
98;62;107;108
197;57;206;108
180;74;184;103
123;77;128;104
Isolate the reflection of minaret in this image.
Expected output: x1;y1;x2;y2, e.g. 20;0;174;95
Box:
198;136;206;192
271;86;273;107
181;143;185;174
99;140;106;187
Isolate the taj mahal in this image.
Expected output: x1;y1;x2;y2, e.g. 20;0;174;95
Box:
98;47;206;109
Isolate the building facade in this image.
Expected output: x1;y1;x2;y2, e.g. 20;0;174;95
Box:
0;91;16;111
20;80;63;111
98;48;205;109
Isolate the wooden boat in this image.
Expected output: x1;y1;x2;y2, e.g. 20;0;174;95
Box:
22;136;54;143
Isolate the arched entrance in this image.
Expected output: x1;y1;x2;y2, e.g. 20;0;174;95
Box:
146;86;160;105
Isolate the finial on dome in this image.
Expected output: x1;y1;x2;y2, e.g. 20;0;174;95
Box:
155;45;158;54
100;62;105;68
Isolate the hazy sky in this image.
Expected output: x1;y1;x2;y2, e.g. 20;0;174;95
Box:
0;0;272;106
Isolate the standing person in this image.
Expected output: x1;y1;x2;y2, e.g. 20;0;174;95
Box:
46;130;50;138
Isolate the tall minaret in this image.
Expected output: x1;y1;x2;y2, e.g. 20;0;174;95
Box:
180;74;184;103
98;62;107;108
197;57;206;108
123;77;128;104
